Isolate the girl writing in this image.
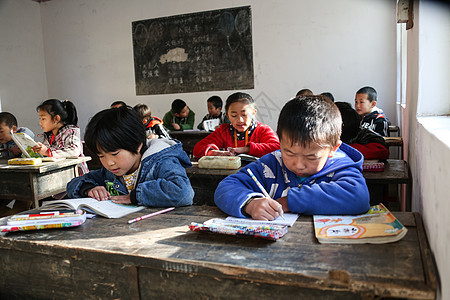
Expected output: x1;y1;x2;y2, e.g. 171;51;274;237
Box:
34;99;88;175
66;107;194;206
193;92;280;158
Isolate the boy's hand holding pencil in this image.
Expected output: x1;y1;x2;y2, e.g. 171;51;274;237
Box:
245;169;285;221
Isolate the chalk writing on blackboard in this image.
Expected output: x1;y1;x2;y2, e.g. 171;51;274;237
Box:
132;6;254;95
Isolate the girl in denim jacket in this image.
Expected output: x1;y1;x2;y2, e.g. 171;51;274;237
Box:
67;107;194;207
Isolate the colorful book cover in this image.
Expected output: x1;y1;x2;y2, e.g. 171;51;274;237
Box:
313;204;407;244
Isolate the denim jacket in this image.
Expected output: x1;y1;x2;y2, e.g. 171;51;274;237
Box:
67;138;194;207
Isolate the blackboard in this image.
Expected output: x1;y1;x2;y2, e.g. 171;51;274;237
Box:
132;6;254;95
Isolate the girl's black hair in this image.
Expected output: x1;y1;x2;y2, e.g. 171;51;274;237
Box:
225;92;255;113
36;99;78;126
84;107;147;155
277;95;342;148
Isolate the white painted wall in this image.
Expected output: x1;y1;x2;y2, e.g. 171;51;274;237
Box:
36;0;397;136
0;0;48;131
404;1;450;298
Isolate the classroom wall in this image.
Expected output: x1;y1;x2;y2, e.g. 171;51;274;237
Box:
404;1;450;298
14;0;396;135
0;0;48;130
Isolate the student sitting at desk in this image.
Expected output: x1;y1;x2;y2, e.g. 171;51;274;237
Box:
354;86;389;136
67;107;194;207
197;95;228;131
335;102;389;160
214;95;370;220
163;99;195;131
193;92;280;158
0;112;35;159
133;103;170;139
33;99;88;175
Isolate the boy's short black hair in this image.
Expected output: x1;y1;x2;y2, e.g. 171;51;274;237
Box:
225;92;255;113
334;102;361;143
320;92;335;102
110;100;128;108
171;99;187;114
84;107;146;155
356;86;377;102
207;96;223;109
296;89;313;97
277;95;342;147
0;112;18;128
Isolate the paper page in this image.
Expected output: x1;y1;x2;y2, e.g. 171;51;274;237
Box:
10;131;40;158
42;198;145;219
225;213;299;227
203;119;220;131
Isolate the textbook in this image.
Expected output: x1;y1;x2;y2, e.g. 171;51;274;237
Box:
10;130;40;158
313;204;407;244
9;130;65;162
189;218;289;241
0;210;86;233
202;118;220;132
40;198;146;219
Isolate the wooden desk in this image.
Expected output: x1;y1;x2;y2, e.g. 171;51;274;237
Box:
0;157;91;208
169;130;211;157
187;159;411;210
0;206;437;299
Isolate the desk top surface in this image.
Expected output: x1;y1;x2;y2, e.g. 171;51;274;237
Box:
0;157;91;173
0;205;436;298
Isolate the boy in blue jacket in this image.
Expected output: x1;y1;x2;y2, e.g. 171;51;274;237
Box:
214;96;370;220
67;107;194;207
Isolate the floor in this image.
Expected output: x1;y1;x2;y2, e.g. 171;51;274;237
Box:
0;199;33;218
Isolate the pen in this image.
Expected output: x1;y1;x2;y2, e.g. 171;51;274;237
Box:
127;207;175;224
247;169;285;220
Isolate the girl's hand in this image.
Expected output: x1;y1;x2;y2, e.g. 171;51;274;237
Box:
244;197;284;221
227;146;250;155
33;142;49;156
111;194;131;204
172;123;181;130
207;150;233;156
87;186;111;201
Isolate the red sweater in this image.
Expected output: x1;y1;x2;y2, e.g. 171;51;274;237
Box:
349;143;390;160
193;122;280;158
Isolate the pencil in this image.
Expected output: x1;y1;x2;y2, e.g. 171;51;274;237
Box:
127;207;175;224
246;169;285;220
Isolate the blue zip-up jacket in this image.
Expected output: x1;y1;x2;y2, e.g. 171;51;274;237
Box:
67;138;194;207
214;143;370;217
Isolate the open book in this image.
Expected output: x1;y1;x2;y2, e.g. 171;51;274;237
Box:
10;130;64;162
202;118;220;131
313;204;407;244
41;198;145;219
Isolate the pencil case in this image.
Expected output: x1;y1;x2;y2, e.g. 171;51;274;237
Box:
198;156;241;169
362;160;385;172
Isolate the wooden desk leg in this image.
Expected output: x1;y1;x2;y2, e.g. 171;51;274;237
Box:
29;173;40;208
